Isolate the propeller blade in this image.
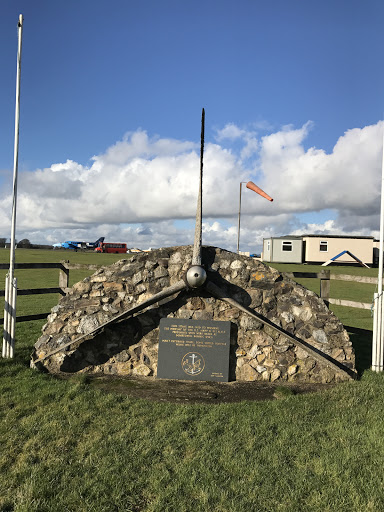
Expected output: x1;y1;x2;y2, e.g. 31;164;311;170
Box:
32;279;187;365
192;108;205;266
111;279;188;323
205;280;356;380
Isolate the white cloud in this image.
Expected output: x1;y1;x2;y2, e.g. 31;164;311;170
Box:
215;123;246;141
214;123;259;160
260;121;382;215
291;219;339;236
0;120;382;253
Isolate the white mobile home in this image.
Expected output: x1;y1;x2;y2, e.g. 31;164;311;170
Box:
262;236;303;264
262;234;374;266
302;235;374;265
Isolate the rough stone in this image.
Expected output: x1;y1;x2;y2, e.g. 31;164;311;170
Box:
76;315;99;335
237;363;257;381
288;364;298;376
103;282;124;293
132;364;152;377
313;329;328;344
295;346;309;359
248;344;262;359
230;260;243;270
270;368;281;382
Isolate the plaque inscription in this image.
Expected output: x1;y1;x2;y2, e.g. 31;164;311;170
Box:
157;318;231;382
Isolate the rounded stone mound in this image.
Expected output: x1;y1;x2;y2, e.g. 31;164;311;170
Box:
31;246;356;383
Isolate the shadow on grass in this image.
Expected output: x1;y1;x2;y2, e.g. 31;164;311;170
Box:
14;319;46;368
346;325;372;375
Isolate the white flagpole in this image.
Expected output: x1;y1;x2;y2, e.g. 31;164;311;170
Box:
2;14;23;358
372;123;384;371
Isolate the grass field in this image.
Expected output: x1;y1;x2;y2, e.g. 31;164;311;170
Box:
1;249;383;511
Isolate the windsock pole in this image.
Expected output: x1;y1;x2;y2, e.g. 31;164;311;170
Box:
237;182;247;254
372;125;384;371
2;14;23;359
237;181;273;254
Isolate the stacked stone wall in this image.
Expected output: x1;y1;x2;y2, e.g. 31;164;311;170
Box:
32;246;355;383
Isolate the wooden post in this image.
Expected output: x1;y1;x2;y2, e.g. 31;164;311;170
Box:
9;277;17;358
2;275;10;357
320;270;330;307
59;260;69;292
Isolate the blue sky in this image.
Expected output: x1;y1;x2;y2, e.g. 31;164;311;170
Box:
1;0;384;252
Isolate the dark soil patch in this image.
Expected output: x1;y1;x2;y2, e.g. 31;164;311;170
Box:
66;374;334;404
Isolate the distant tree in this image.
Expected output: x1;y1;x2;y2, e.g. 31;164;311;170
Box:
0;238;6;248
18;238;31;248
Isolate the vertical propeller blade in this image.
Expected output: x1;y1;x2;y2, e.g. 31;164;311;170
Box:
192;108;205;266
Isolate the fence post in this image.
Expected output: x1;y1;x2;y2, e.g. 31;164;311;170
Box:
320;270;330;307
2;274;10;357
59;260;69;292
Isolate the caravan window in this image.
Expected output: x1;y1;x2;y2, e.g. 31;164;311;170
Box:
320;241;328;252
282;241;292;252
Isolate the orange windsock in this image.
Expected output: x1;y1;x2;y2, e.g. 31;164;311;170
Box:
246;181;273;202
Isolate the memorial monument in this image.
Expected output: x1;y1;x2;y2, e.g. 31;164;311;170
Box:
31;110;356;383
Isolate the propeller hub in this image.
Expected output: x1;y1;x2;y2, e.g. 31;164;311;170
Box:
186;265;207;288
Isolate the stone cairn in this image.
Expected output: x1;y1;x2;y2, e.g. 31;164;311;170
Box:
32;246;356;383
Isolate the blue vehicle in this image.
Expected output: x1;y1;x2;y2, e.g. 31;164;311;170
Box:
53;237;104;251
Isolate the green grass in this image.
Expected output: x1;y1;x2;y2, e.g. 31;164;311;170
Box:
268;262;378;303
2;336;384;511
0;251;383;511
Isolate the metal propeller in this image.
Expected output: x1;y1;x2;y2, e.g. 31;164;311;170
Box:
186;107;207;289
192;108;204;267
32;109;355;380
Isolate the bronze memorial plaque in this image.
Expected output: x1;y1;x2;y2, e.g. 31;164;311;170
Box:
157;318;231;382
